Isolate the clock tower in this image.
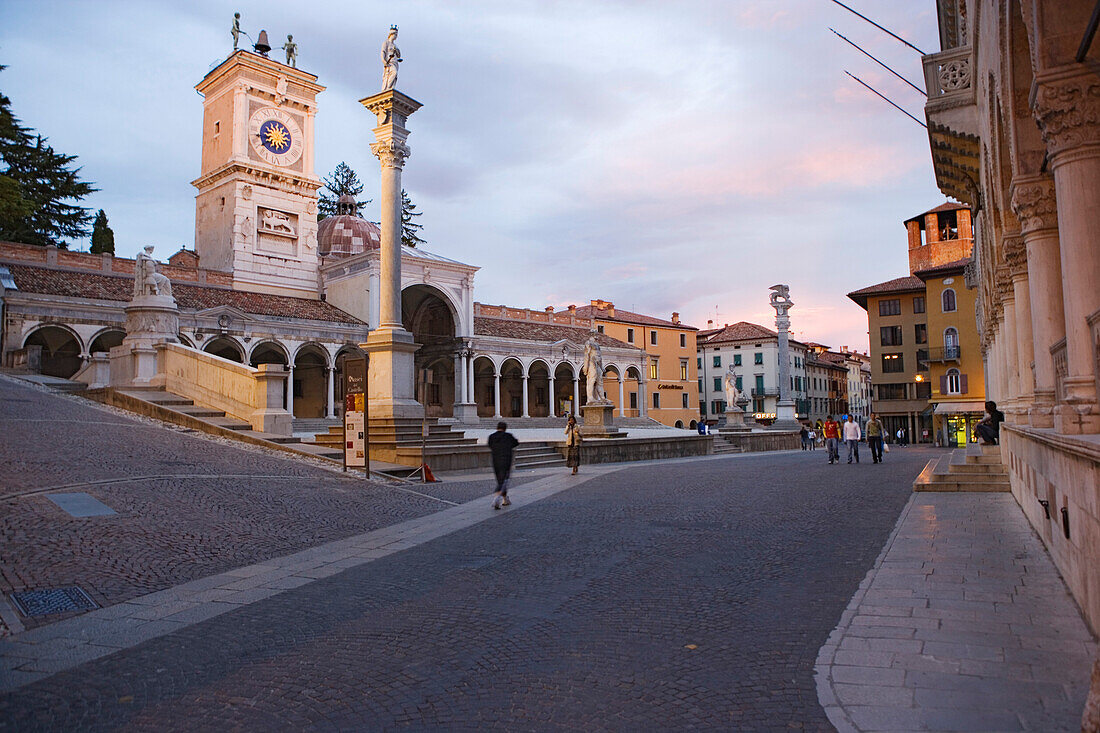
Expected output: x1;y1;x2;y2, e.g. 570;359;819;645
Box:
193;50;325;298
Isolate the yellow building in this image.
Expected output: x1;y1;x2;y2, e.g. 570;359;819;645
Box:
915;259;986;446
568;300;699;428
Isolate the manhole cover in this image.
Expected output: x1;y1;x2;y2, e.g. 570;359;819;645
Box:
10;586;98;617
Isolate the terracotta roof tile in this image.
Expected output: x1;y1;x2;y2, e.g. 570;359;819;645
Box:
913;257;970;279
566;305;698;330
847;275;925;309
904;201;970;224
701;321;777;343
4;264;364;324
475;317;636;350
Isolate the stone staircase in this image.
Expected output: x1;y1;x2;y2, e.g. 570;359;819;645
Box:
913;443;1011;492
513;442;567;469
307;419;482;471
712;431;746;454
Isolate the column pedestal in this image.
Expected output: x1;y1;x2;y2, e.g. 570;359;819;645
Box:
580;402;622;438
358;328;424;420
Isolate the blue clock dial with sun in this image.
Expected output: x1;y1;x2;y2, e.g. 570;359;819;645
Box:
248;107;304;167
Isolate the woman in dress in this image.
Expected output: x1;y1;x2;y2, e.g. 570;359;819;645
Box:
564;415;582;475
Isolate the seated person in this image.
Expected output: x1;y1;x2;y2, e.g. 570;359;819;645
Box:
975;400;1005;445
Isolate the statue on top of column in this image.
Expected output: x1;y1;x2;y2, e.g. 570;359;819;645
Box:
381;25;402;91
134;246;173;300
582;335;606;403
282;35;298;67
769;283;793;313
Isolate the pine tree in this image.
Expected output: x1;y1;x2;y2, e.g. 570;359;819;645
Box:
90;209;114;254
0;68;96;248
318;162;370;220
401;189;425;247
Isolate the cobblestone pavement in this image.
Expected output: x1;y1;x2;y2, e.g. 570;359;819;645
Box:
1;405;935;730
0;375;500;635
817;492;1096;732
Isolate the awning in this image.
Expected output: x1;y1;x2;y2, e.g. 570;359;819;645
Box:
933;400;986;415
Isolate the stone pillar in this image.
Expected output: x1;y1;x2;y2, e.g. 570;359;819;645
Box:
618;376;625;417
1012;174;1064;428
1004;239;1034;419
572;376;580;415
285;364;295;417
493;370;501;419
1034;68;1100;433
521;374;530;418
452;348;478;424
548;374;556;417
639;378;648;418
999;278;1020;416
454;352;466;403
769;286;800;430
326;366;336;419
251;363;292;436
359;89;425;421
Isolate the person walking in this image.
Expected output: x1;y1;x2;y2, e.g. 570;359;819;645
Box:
564;414;582;475
823;415;841;464
843;415;862;463
488;421;518;510
807;427;817;451
866;413;885;463
799;425;809;450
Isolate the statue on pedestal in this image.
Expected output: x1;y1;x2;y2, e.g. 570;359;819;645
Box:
723;364;742;411
381;26;401;91
582;335;606;403
769;283;793;314
134;246;173;299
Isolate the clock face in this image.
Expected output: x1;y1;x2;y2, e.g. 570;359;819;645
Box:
248;107;304;166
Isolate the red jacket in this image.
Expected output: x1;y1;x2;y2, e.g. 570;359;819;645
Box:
823;420;841;439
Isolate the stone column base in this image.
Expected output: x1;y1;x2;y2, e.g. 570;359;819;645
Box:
580;401;622;438
359;327;425;421
1029;391;1056;428
454;402;479;424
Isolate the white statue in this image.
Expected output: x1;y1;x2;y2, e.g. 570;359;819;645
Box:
582;335;606;403
723;364;740;408
769;283;794;313
381;26;401;91
134;246;172;299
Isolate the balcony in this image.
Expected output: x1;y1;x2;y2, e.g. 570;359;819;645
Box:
923;46;980;205
751;387;778;398
921;346;961;364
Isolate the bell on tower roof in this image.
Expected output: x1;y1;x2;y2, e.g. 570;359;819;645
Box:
254;30;271;56
336;194;357;216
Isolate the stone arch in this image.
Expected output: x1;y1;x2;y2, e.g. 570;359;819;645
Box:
202;336;244;363
403;284;459;414
249;340;289;367
553;361;578;417
23;324;83;378
473;355;498;417
88;328;126;355
499;357;524;418
177;333;195;348
526;358;552;417
293;343;331;419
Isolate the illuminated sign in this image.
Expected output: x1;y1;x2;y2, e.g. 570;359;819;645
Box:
657;383;685;390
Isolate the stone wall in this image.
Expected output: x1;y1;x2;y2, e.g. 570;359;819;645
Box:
555;435;713;464
719;431;801;452
1003;426;1100;635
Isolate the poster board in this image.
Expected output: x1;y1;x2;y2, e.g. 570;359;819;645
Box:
343;357;367;471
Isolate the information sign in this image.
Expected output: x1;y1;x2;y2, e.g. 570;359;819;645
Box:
343;357;367;470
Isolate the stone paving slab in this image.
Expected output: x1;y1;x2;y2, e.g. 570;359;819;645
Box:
816;492;1097;732
0;466;618;693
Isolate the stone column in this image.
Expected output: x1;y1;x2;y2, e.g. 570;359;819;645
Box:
453;347;478;424
359;89;425;421
326;366;335;419
769;286;800;430
454;352;466;403
998;278;1020;417
285;364;295;417
618;376;625;417
1004;239;1035;419
639;378;648;418
493;370;501;419
548;374;556;416
572;375;580;415
1034;68;1100;433
521;374;530;418
1012;174;1064;427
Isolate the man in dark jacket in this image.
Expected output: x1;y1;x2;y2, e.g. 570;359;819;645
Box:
488;421;519;510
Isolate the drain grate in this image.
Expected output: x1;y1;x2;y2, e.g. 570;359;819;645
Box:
10;586;98;617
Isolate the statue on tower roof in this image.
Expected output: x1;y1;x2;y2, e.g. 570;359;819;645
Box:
283;34;298;67
381;25;401;91
231;12;241;51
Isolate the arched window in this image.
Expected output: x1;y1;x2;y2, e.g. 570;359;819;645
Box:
944;327;960;359
946;368;961;395
942;288;957;313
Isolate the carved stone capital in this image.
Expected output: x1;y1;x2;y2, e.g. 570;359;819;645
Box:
1010;174;1058;235
1003;237;1028;277
369;139;411;169
1032;68;1100;159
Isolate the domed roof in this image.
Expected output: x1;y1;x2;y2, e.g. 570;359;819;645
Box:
317;196;381;258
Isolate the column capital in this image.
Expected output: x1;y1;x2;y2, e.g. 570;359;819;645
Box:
369;139;411;170
1032;66;1100;162
1003;237;1028;278
1010;172;1058;235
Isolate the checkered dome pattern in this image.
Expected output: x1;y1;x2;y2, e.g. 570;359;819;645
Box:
317;215;381;257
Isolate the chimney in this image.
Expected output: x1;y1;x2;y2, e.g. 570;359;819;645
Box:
545;306;554;313
707;319;713;327
568;304;576;314
671;312;680;324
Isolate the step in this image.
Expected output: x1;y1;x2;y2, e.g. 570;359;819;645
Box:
207;416;252;431
174;405;227;418
515;457;567;469
948;452;1008;475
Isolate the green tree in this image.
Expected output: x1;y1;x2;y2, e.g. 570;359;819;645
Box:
318;161;370;220
89;209;114;254
0;68;96;247
401;188;425;247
